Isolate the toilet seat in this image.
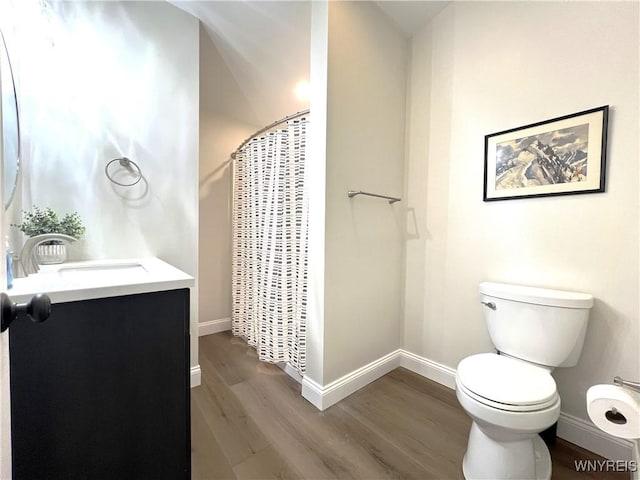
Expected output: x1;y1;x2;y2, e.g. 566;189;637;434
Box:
457;353;558;412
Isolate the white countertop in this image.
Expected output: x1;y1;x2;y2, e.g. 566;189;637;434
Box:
8;257;194;304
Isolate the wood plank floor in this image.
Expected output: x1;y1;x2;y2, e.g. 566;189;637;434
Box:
192;332;628;479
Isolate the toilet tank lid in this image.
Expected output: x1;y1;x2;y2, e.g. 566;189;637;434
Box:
479;282;593;309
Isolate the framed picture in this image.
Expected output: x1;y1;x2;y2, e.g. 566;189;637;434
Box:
484;106;608;201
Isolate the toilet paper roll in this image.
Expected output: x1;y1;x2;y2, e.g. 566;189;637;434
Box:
587;384;640;439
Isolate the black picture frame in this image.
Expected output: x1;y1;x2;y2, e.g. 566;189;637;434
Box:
483;106;608;201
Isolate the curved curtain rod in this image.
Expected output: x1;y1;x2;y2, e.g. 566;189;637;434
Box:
231;108;310;159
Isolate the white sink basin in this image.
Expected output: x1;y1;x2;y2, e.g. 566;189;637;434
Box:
33;260;150;287
56;262;147;276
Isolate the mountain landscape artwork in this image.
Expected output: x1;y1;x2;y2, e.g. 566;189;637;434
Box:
483;106;608;201
495;124;589;190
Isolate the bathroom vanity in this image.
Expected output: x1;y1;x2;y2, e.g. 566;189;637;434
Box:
7;258;193;480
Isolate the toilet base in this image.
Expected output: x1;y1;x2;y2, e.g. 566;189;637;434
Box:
462;422;552;480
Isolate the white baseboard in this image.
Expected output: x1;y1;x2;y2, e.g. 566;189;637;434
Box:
190;365;201;388
399;349;457;389
398;350;634;462
299;347;633;461
557;411;634;462
302;350;402;410
301;376;324;409
198;317;231;336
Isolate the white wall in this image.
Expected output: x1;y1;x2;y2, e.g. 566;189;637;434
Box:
195;1;409;393
193;2;310;327
13;1;200;370
405;0;639;425
321;1;408;384
304;0;329;389
199;24;258;325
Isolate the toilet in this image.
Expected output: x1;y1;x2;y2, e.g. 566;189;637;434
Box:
456;282;593;480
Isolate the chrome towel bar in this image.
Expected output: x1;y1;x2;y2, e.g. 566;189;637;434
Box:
348;190;401;204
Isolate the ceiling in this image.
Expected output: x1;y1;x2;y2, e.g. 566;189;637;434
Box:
171;1;449;127
173;1;311;126
375;1;449;37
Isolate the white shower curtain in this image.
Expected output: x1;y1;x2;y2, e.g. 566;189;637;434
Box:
231;115;309;375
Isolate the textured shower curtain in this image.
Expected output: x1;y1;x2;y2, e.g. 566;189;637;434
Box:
231;115;309;375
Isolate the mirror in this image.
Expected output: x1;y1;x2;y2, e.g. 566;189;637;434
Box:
0;30;20;211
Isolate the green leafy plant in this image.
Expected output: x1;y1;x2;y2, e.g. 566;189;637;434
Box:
12;207;86;242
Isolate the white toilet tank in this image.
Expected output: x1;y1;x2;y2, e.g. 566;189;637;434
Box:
479;282;593;367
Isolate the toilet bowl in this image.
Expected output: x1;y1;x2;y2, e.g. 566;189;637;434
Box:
456;353;561;479
456;282;593;480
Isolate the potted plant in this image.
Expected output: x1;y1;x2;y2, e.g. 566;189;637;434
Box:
12;207;86;264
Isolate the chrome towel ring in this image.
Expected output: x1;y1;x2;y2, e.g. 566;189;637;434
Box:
105;157;142;187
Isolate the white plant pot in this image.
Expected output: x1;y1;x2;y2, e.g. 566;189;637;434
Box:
36;243;68;265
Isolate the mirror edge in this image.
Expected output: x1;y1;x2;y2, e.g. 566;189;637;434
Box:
0;29;20;212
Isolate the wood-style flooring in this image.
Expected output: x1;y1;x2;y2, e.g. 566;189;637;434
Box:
191;332;627;480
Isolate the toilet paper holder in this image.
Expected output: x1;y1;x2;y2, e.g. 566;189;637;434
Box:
614;376;640;393
605;407;628;425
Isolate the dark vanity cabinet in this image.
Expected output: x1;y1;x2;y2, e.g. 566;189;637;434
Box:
9;288;190;480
